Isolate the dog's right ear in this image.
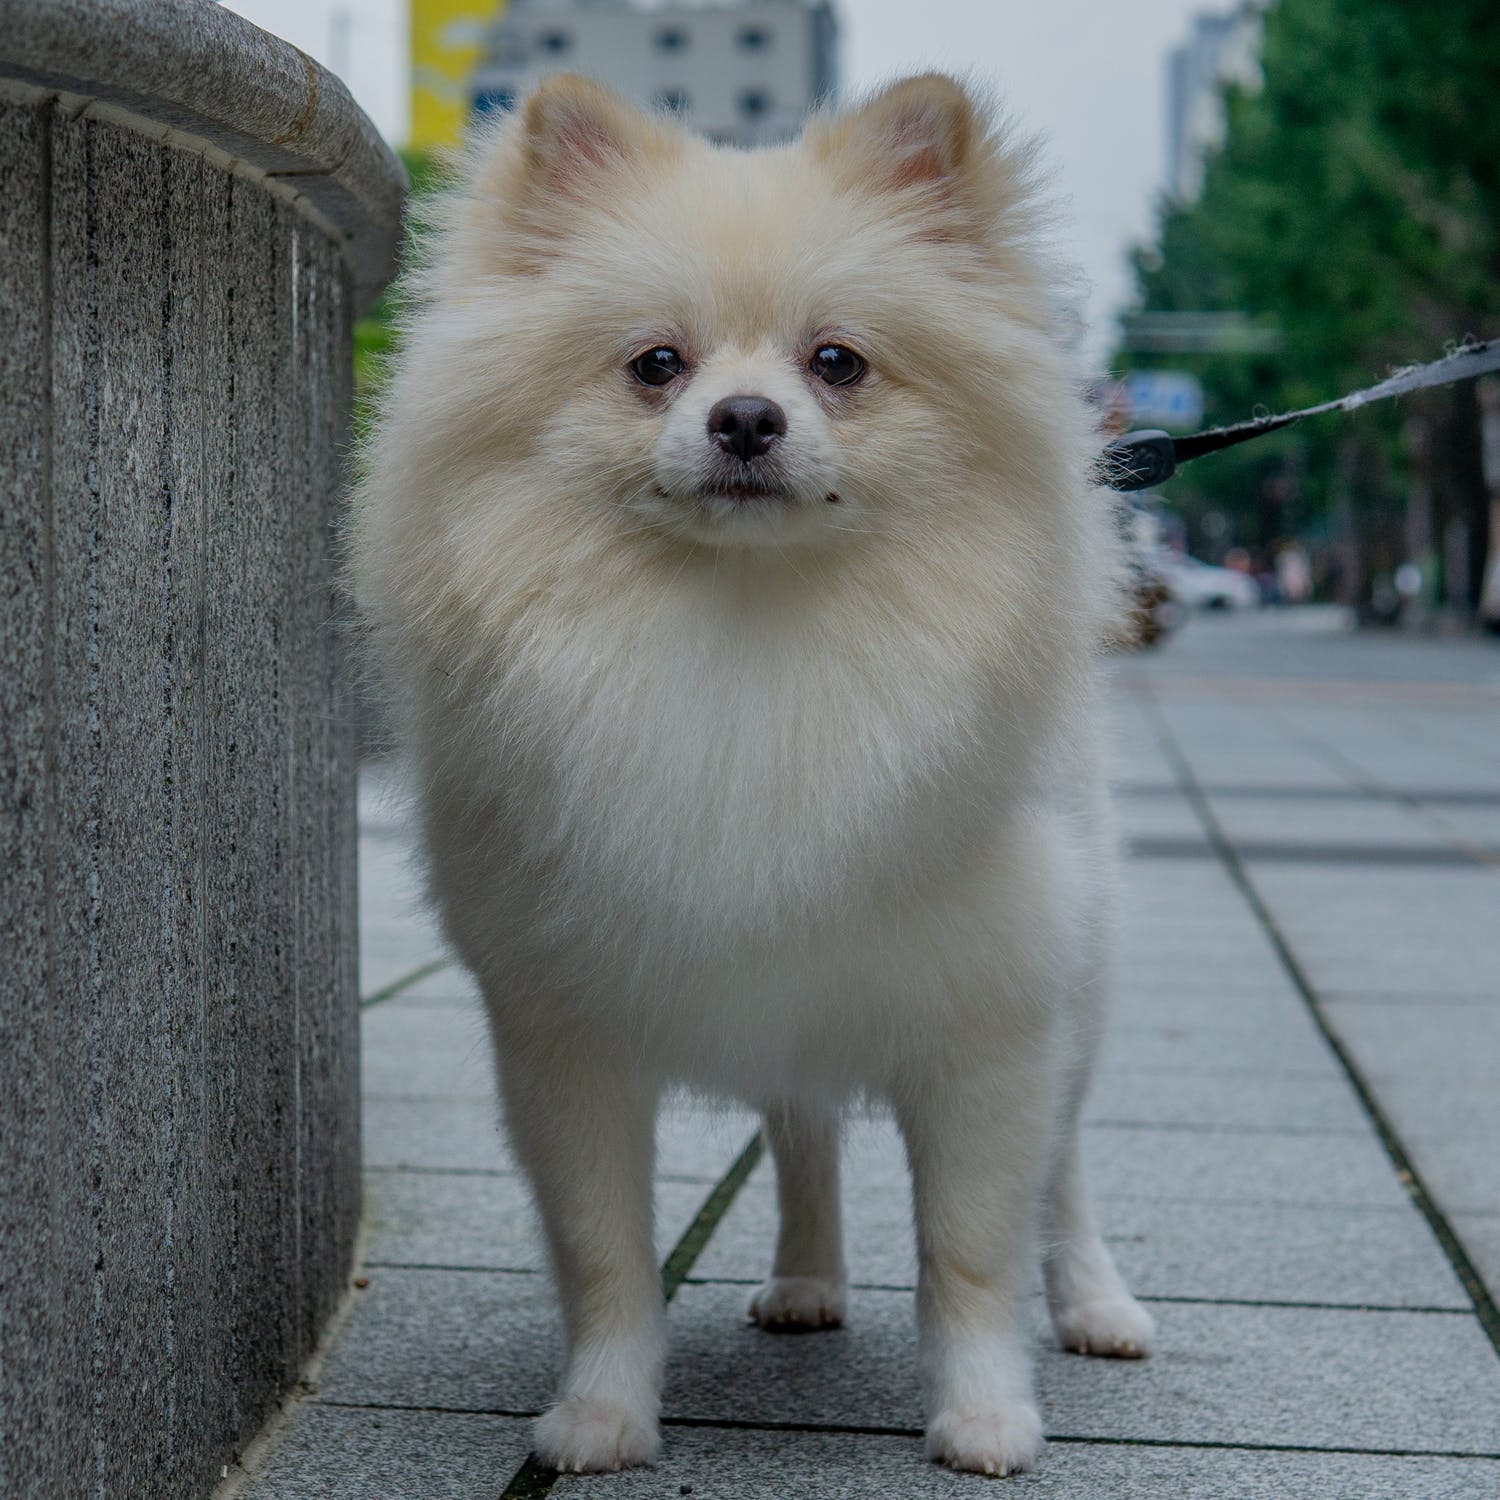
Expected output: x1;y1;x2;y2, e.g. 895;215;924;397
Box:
519;74;658;195
473;75;675;271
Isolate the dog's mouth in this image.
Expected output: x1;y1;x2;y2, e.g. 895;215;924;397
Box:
716;481;796;505
652;481;798;507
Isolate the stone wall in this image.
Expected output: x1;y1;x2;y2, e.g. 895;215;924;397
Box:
0;5;404;1495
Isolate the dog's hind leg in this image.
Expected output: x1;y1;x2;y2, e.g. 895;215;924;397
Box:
1042;959;1154;1359
749;1100;848;1330
491;1015;664;1472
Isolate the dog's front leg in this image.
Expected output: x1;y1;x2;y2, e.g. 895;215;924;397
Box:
896;1019;1056;1477
492;1017;663;1473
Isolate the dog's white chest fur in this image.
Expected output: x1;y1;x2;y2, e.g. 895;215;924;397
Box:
505;587;997;930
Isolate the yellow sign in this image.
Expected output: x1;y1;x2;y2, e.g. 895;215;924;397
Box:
410;0;505;149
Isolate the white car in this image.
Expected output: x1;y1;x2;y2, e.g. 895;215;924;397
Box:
1155;553;1262;611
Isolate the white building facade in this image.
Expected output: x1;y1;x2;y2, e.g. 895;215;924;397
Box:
469;0;839;146
1165;4;1263;202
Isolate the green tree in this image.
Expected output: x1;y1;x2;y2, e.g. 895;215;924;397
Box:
354;147;444;439
1119;0;1500;611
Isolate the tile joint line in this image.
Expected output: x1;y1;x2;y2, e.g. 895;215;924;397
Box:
359;956;453;1010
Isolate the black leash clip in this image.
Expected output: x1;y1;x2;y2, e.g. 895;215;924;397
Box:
1100;429;1177;492
1096;338;1500;493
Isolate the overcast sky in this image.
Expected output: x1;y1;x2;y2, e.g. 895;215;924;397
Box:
224;0;1213;364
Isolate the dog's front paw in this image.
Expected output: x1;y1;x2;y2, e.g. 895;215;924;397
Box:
1053;1295;1155;1358
749;1275;848;1331
533;1397;659;1473
926;1402;1043;1476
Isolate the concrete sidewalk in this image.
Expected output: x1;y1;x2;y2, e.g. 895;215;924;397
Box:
240;611;1500;1498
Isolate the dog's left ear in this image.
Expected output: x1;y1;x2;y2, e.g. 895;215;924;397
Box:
472;74;680;272
809;76;1031;250
517;74;663;198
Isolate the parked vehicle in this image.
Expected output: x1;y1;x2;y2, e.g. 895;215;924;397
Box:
1155;553;1262;610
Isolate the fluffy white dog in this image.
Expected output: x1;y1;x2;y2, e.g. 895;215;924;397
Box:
353;72;1152;1478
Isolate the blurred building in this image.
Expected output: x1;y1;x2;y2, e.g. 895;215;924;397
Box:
1165;4;1263;202
414;0;838;151
412;0;499;149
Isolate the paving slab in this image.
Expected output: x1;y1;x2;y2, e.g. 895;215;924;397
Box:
552;1424;1500;1500
1122;865;1258;900
1293;720;1500;797
712;1111;1403;1210
358;833;442;930
311;1268;558;1414
1163;744;1347;793
245;1406;532;1500
1320;1000;1500;1087
360;947;456;1006
1263;952;1500;999
363;971;479;1009
1319;988;1499;1007
1331;1069;1500;1217
1105;698;1181;787
396;965;482;1003
363;1096;514;1174
361;1003;497;1100
1117;797;1213;844
243;630;1500;1497
694;1162;1460;1307
1109;973;1311;1006
1400;1133;1500;1221
1253;864;1500;923
692;1168;915;1288
361;1170;712;1272
362;1096;755;1182
1101;1019;1343;1079
1208;794;1454;850
1083;1122;1408;1210
1451;1214;1500;1305
1084;1067;1370;1132
1107;985;1326;1033
1100;1198;1466;1309
1114;922;1273;956
1111;954;1303;994
662;1283;1500;1455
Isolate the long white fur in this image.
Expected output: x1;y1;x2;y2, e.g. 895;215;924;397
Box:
353;72;1153;1477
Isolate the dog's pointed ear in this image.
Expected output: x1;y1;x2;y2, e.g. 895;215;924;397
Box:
807;76;1045;262
470;74;678;271
810;75;981;198
518;73;659;195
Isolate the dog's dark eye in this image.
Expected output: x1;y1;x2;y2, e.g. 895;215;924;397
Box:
811;344;865;387
632;347;686;386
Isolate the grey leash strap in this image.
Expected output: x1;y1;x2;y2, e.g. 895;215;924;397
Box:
1101;337;1500;492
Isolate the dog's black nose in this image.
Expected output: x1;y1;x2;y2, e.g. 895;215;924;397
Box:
707;395;787;461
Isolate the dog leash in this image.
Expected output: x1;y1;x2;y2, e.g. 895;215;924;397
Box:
1100;337;1500;492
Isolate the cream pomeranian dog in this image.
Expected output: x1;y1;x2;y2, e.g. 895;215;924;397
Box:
352;72;1153;1478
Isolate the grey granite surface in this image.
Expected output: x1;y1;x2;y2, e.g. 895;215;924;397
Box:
0;0;406;309
0;9;394;1488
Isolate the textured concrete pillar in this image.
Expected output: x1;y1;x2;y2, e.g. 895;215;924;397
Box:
0;4;404;1495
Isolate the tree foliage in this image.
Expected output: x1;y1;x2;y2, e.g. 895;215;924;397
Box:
1118;0;1500;606
353;147;442;439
